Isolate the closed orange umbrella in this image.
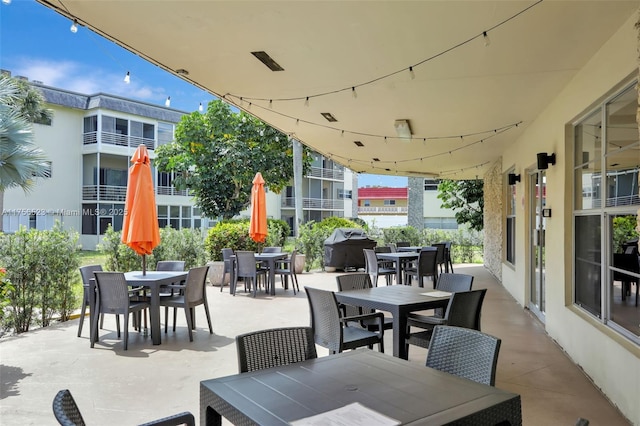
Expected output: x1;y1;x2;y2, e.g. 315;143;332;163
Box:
122;144;161;274
249;172;268;244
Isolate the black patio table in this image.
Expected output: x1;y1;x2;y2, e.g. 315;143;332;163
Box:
375;251;419;285
334;285;450;359
89;270;188;346
229;252;289;296
200;349;522;426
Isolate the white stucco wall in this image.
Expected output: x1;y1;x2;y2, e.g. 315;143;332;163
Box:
500;12;640;424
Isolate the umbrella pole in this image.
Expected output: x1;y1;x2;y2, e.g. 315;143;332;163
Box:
142;254;146;276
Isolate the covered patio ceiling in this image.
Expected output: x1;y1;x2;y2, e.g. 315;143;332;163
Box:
37;0;638;179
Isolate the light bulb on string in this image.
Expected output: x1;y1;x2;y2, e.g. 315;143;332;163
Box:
165;96;171;107
260;130;265;137
70;19;78;33
483;31;490;47
409;66;415;80
352;87;357;99
304;97;309;107
123;71;130;84
269;99;273;109
198;102;203;112
275;136;279;142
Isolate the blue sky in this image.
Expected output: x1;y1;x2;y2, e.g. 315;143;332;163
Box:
0;0;406;188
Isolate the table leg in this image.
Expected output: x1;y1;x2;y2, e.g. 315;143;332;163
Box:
393;308;409;360
203;406;222;426
395;262;403;285
150;286;161;345
269;259;276;296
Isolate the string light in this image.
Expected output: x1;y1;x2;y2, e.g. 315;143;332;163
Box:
304;97;309;107
352;87;357;99
269;99;273;109
165;96;171;107
409;66;415;80
229;1;542;105
123;71;130;84
198;102;203;112
70;19;78;33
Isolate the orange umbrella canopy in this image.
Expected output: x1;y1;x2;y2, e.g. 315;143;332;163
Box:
249;172;268;243
121;144;161;256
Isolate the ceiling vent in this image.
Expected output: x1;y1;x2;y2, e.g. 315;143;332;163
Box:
251;51;284;71
321;112;337;122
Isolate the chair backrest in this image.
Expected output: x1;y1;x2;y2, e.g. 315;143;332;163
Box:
235;251;258;278
52;389;86;426
436;273;473;292
444;241;453;260
374;245;391;254
432;243;446;265
426;325;501;386
363;248;379;274
335;273;373;317
261;246;282;253
222;248;234;273
387;243;397;252
444;289;487;330
305;286;343;353
184;265;209;303
156;260;185;271
93;272;131;314
79;264;102;286
236;327;318;373
284;250;298;272
396;241;410;247
417;249;438;277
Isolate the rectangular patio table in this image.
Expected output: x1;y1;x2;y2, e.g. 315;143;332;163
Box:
199;349;522;426
89;270;188;346
229;252;289;296
375;251;419;285
334;285;449;359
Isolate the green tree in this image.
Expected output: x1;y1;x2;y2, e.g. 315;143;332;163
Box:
437;179;484;231
155;100;310;219
0;75;51;231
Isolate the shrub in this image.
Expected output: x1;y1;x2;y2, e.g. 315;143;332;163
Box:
383;226;422;246
422;228;484;263
98;225;142;272
0;223;81;333
152;227;207;269
205;219;291;260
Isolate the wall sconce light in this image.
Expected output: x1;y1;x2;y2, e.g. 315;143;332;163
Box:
537;152;556;170
508;173;521;185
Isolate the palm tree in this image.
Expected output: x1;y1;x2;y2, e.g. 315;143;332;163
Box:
0;74;51;232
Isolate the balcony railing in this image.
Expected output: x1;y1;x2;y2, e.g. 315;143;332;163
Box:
82;185;127;202
82;131;155;150
281;197;344;210
157;186;189;196
358;206;408;214
307;166;344;181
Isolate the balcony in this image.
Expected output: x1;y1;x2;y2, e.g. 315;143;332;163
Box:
82;185;127;202
281;197;344;211
358;206;408;214
83;131;155;150
307;166;344;181
156;186;189;197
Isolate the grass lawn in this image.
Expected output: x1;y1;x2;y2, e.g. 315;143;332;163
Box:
79;250;107;267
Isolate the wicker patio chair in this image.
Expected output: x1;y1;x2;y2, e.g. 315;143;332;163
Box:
404;248;438;287
53;389;195;426
410;272;474;321
234;251;267;297
92;272;150;350
159;265;212;341
335;273;393;332
305;286;384;354
405;288;487;357
364;248;395;286
156;260;186;298
444;241;454;272
426;325;501;386
273;250;300;294
78;264;103;337
236;326;317;373
432;243;447;274
220;248;235;292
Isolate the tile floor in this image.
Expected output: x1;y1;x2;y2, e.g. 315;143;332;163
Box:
0;264;631;425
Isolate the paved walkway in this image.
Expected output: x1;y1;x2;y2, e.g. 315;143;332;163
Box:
0;264;630;425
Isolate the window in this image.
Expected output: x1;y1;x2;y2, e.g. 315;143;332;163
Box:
384;199;396;206
84;116;97;133
157;122;174;146
337;189;352;199
505;170;517;265
424;179;441;191
573;80;640;342
363;200;370;207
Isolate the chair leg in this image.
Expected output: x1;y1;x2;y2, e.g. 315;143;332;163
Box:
203;301;213;334
123;313;129;350
184;306;194;342
173;307;178;332
164;306;169;333
77;296;87;337
115;314;121;338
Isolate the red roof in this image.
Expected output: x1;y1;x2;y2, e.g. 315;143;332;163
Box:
358;187;407;199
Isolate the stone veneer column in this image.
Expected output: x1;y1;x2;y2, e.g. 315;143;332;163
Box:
407;177;424;232
483;159;503;281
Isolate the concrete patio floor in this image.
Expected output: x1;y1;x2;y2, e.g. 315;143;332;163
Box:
0;264;631;425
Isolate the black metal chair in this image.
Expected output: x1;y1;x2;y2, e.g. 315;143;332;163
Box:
335;273;393;332
305;286;384;354
234;251;267;297
77;264;103;337
404;248;438;287
273;250;300;294
406;289;487;357
363;248;395;286
53;389;196;426
92;272;150;350
235;326;317;373
426;325;501;386
159;265;212;341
